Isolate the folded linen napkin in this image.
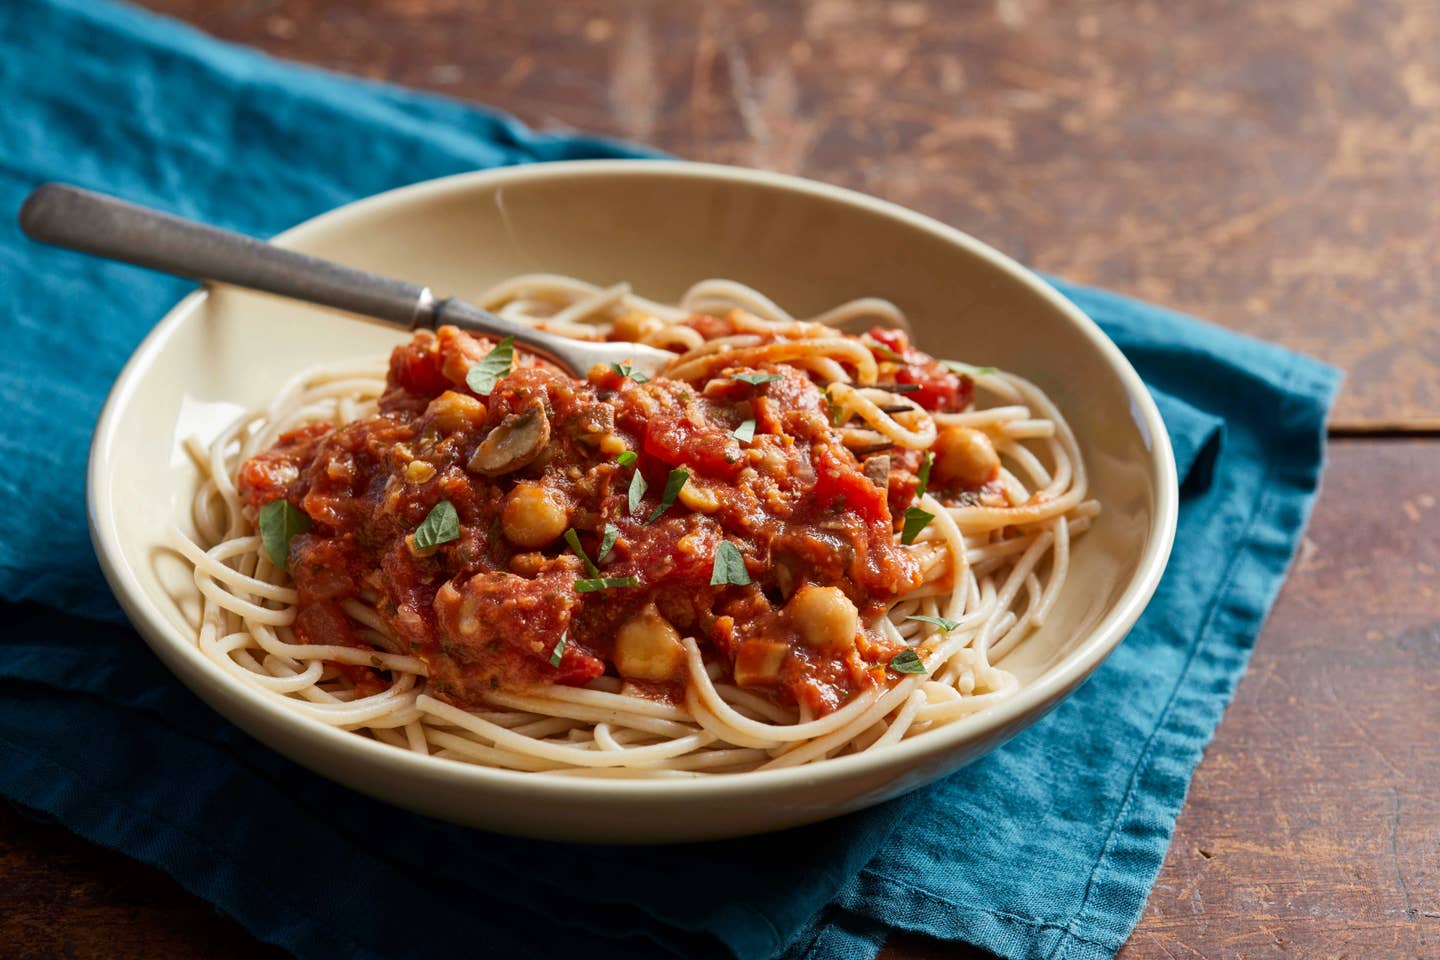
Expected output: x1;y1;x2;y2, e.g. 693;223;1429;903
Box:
0;2;1340;958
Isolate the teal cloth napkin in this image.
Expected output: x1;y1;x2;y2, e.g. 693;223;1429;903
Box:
0;2;1340;958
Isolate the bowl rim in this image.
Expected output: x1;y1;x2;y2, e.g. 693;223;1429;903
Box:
88;158;1178;802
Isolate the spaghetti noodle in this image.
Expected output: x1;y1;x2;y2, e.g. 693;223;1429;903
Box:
171;275;1097;776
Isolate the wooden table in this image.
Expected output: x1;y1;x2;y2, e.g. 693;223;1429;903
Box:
4;2;1436;957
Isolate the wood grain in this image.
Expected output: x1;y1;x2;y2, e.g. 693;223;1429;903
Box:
5;1;1437;958
133;0;1440;428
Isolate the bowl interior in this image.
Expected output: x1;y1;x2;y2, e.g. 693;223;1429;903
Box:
91;162;1171;840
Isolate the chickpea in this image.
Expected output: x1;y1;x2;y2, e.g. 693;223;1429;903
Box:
932;426;1000;488
500;482;568;547
404;460;437;483
613;604;685;680
677;478;720;514
786;585;858;654
425;390;486;434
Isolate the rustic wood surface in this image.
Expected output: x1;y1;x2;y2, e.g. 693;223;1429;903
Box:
132;0;1440;429
4;1;1436;958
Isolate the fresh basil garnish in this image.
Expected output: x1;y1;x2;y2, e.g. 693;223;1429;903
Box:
647;468;689;523
889;649;927;674
915;451;933;500
900;506;933;545
710;541;750;586
576;576;640;592
610;362;650;384
628;469;647;515
414;500;461;549
549;633;567;668
564;528;600;576
258;499;310;570
597;523;619;562
615;450;638;466
942;360;997;377
733;372;782;386
465;336;515;396
906;614;960;632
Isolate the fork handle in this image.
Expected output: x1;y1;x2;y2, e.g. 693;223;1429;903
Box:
20;182;434;328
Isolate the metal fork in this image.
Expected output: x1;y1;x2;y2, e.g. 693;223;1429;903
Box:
18;183;678;378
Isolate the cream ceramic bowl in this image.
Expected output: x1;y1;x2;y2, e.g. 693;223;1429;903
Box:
89;160;1176;843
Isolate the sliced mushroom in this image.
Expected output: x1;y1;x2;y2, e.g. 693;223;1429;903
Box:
862;454;890;490
467;401;550;476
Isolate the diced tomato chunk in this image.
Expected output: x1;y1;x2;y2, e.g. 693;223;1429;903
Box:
643;413;742;479
388;333;451;397
895;364;968;412
812;447;890;524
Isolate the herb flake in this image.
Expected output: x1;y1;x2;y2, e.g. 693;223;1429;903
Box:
942;360;997;377
549;633;567;668
564;528;600;576
646;468;689;524
733;372;782;386
597;523;619;562
414;500;461;549
465;336;515;396
889;649;927;675
915;451;933;500
732;418;756;444
627;468;648;514
871;342;904;362
576;576;640;593
258;499;310;570
615;450;638;466
710;541;750;586
906;614;961;632
900;506;934;545
610;362;650;384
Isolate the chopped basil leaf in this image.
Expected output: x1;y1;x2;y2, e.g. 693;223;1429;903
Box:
258;499;310;570
889;649;927;674
872;342;904;362
900;506;934;545
906;614;961;632
610;362;651;384
564;528;600;576
733;372;783;386
941;360;997;377
647;468;689;523
576;576;640;592
615;450;638;466
549;633;567;668
597;523;619;562
414;500;461;549
628;468;647;514
732;418;756;443
465;336;515;396
915;451;933;500
710;541;750;586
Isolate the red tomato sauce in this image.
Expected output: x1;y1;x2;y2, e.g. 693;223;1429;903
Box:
238;324;970;715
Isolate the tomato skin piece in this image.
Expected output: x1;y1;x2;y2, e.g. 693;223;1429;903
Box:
812;446;890;525
643;412;743;480
388;333;451;397
895;364;968;412
867;326;973;413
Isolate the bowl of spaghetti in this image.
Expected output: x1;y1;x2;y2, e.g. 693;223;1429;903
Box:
90;161;1176;842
